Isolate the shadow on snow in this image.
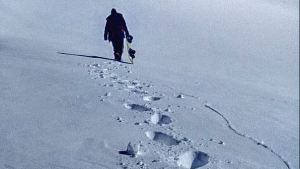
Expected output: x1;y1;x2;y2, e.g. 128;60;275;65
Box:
57;52;132;64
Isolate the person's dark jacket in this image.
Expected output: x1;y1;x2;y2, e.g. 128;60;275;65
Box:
104;11;129;41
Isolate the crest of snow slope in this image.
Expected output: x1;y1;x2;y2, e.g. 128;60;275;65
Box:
0;0;298;169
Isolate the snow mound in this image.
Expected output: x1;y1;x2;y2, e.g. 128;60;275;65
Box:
145;131;180;146
177;151;209;169
119;142;141;158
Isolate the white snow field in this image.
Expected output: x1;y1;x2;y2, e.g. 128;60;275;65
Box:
0;0;298;169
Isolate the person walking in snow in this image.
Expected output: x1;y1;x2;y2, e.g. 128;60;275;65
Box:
104;8;130;62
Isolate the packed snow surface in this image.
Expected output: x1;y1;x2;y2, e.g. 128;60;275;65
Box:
0;0;298;169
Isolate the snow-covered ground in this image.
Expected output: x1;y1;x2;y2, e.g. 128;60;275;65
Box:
0;0;298;169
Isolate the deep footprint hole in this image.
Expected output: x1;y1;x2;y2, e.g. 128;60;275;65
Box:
151;113;172;125
143;96;161;102
124;103;152;112
159;115;172;125
145;131;180;146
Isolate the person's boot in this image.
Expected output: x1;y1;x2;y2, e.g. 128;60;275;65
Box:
114;52;121;61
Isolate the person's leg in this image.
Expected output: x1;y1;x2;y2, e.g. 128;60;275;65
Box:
115;38;124;61
118;38;124;57
112;40;119;60
112;38;124;61
112;39;123;61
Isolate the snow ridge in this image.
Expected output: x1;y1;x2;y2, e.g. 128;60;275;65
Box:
204;104;291;169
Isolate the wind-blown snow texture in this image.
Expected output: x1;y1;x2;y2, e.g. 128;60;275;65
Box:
0;0;298;169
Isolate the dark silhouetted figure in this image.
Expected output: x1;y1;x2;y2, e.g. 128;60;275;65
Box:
104;8;130;61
